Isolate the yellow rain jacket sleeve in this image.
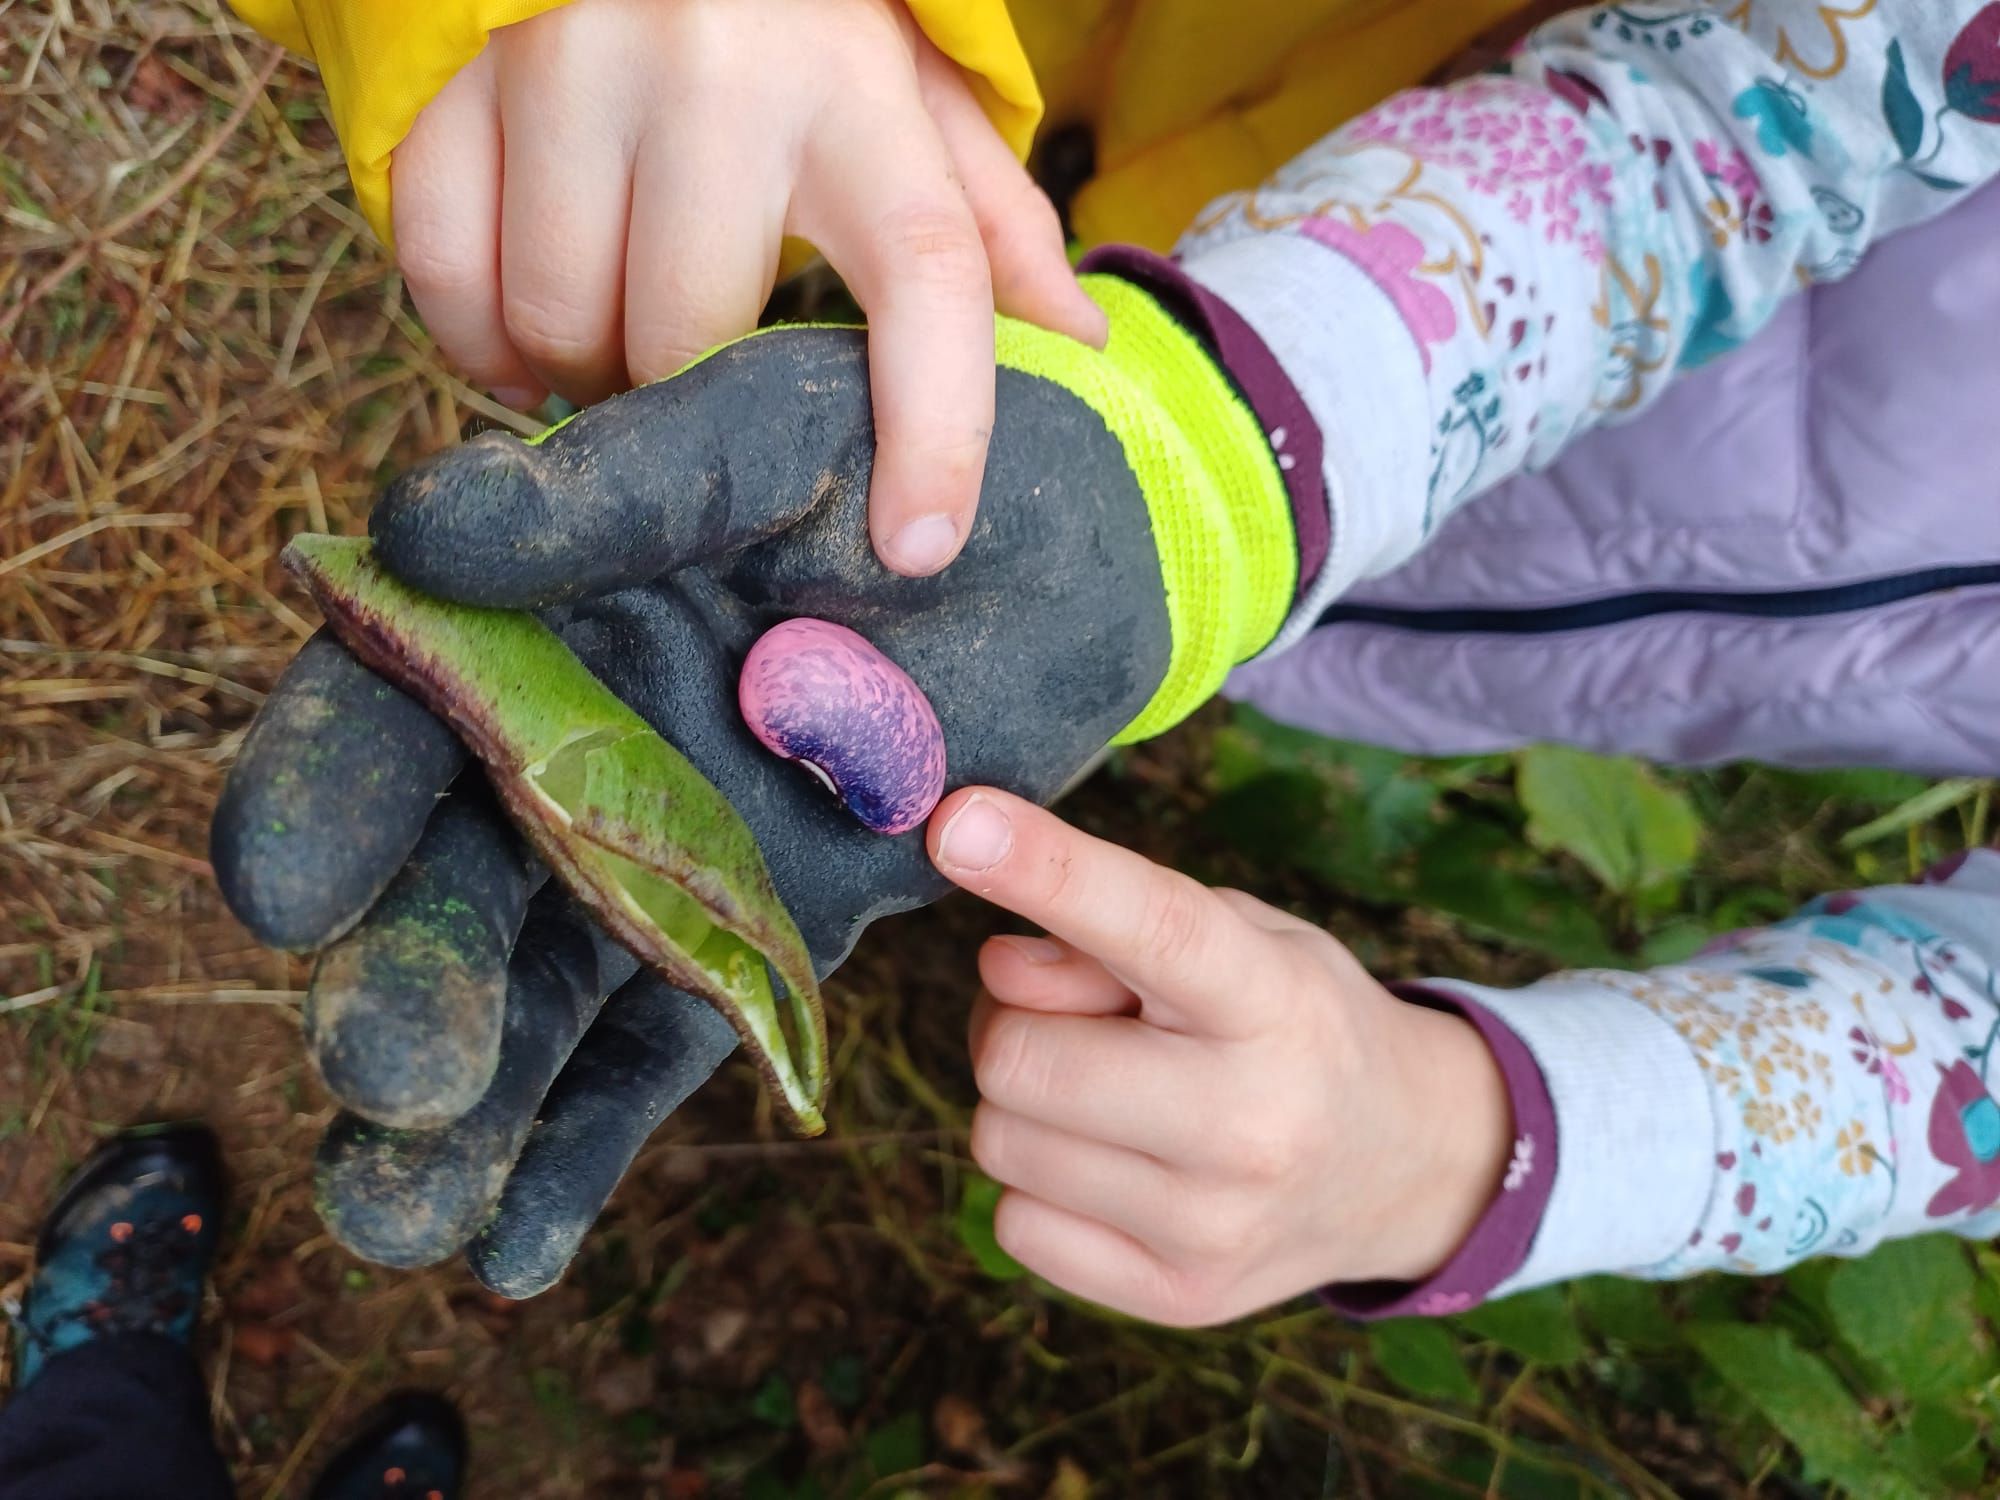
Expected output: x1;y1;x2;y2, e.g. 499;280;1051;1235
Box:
1008;0;1534;251
225;0;1042;246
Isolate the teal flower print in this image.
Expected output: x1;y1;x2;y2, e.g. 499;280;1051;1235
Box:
1734;79;1816;158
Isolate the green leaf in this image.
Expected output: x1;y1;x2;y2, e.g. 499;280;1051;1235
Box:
1368;1319;1480;1405
861;1410;925;1480
1690;1322;1923;1498
1411;819;1621;967
751;1372;796;1427
1888;1403;1986;1493
955;1173;1025;1281
1838;778;1984;850
1765;767;1934;807
1515;746;1699;897
1456;1287;1585;1366
1571;1276;1678;1351
1825;1236;1991;1401
1883;40;1926;159
287;534;827;1133
1638;918;1711;967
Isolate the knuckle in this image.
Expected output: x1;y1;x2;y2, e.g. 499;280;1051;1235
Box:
659;0;756;75
396;224;491;305
967;1106;1011;1181
1171;1195;1255;1269
877;203;989;295
972;1010;1051;1112
504;291;607;369
1136;877;1213;973
988;180;1065;261
1148;1263;1229;1329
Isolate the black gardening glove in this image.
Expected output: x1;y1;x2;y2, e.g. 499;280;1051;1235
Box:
210;275;1299;1297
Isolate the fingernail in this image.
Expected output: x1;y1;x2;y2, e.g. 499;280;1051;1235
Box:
491;386;539;411
937;795;1012;873
882;513;961;577
1005;936;1065;965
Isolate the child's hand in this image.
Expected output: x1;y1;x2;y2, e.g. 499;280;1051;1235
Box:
390;0;1105;577
928;788;1514;1326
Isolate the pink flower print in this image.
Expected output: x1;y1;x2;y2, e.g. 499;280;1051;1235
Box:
1298;218;1457;373
1882;1056;1911;1107
1925;1061;2000;1217
1413;1290;1477;1316
1848;1026;1912;1103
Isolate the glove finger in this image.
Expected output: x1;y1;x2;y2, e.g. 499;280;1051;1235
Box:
313;888;640;1268
211;629;466;950
465;971;738;1299
305;781;543;1129
368;327;876;609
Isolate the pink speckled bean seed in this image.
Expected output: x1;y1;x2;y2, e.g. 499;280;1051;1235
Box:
738;619;947;836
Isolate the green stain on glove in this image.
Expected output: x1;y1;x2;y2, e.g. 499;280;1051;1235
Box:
284;534;827;1135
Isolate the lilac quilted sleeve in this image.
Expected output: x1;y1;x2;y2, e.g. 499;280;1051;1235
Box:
1164;2;2000;651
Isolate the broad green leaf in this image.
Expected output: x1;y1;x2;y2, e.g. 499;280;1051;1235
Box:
1571;1276;1678;1351
1516;746;1699;897
860;1410;925;1480
954;1173;1025;1281
1638;919;1711;967
1690;1322;1924;1498
1456;1286;1585;1366
1412;820;1622;968
1368;1319;1479;1405
1888;1403;1986;1494
1825;1236;1991;1401
287;534;826;1132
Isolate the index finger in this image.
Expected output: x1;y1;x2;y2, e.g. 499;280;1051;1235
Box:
927;788;1269;1037
794;88;995;579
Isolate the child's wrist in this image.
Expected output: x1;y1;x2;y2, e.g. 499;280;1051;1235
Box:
1375;1003;1514;1283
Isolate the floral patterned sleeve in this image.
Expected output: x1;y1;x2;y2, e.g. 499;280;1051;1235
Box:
1164;2;2000;653
1398;850;2000;1302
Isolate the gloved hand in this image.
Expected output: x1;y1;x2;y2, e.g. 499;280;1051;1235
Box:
210;272;1300;1297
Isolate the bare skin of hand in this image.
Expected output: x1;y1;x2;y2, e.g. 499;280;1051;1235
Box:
390;0;1106;577
926;787;1514;1327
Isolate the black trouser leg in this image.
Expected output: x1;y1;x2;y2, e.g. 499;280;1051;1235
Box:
0;1334;232;1500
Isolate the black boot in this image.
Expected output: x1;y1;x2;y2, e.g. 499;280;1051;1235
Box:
12;1124;226;1388
310;1392;468;1500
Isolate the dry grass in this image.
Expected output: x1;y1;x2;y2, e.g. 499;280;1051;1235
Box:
0;5;1730;1495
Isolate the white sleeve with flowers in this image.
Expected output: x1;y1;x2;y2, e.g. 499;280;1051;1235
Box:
1434;850;2000;1295
1165;2;2000;650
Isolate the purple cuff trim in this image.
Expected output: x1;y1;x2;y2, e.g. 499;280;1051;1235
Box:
1079;244;1331;597
1319;986;1558;1320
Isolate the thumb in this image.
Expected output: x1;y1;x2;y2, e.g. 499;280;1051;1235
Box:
928;787;1272;1040
369;327;877;608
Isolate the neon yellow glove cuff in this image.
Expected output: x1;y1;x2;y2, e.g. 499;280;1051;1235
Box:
996;274;1296;744
531;274;1295;746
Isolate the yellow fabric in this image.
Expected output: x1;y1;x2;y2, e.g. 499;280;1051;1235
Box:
225;0;1042;246
1010;0;1532;251
998;275;1293;745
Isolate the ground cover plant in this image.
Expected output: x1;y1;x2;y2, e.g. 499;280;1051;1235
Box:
6;6;2000;1494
